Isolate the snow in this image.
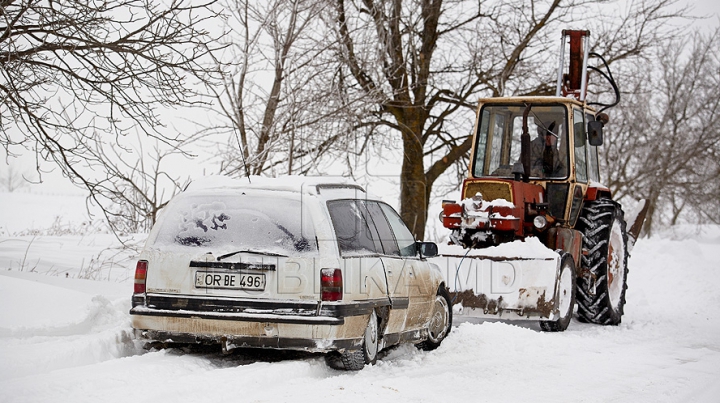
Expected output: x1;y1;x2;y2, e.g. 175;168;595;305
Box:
0;191;105;236
0;275;90;329
485;198;515;208
458;196;516;215
1;190;720;402
438;236;559;259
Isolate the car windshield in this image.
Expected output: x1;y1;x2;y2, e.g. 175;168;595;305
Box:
149;192;317;256
472;104;569;179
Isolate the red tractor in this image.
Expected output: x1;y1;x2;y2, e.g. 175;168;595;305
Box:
437;30;647;331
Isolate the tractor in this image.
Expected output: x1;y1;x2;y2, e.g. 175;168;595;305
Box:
437;30;648;331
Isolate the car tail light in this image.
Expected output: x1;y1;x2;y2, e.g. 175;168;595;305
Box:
134;260;148;294
320;268;342;301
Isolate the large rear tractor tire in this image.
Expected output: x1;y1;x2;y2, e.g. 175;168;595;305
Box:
540;253;576;332
575;198;629;325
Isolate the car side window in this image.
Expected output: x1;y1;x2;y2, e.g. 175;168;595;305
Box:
327;200;380;255
364;201;401;256
378;203;416;257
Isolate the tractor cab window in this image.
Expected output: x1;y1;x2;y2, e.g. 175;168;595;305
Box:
473;104;569;179
586;112;601;183
573;109;588;183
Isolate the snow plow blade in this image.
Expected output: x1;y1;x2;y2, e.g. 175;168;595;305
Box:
430;241;564;321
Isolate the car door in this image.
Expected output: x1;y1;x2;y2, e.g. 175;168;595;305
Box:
375;203;433;331
363;201;410;335
326;200;388;304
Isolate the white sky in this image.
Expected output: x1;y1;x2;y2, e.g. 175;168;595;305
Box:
1;0;718;197
670;0;720;32
689;0;720;26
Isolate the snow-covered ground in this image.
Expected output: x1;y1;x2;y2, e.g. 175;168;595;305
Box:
1;190;719;403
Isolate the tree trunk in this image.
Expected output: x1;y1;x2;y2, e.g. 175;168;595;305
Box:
400;138;428;240
642;189;660;237
398;110;428;240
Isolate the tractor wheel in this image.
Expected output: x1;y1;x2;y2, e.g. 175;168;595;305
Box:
539;253;576;332
575;198;629;325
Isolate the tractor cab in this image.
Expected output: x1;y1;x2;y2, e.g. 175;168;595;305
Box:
442;97;609;248
441;30;616;250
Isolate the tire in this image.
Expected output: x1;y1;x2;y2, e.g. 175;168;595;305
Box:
326;310;379;371
418;286;452;350
575;198;629;325
539;253;576;332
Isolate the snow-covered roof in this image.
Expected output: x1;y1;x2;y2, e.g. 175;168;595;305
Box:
185;175;366;197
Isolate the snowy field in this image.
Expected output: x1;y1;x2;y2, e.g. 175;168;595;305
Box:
1;190;719;403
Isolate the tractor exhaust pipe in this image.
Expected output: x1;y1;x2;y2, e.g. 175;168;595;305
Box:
556;30;590;102
520;104;532;182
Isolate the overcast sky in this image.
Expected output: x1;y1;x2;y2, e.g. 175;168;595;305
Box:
2;0;719;196
679;0;720;31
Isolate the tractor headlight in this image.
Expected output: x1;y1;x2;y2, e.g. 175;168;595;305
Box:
533;215;548;230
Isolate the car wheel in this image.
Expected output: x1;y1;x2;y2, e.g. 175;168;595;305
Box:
327;310;379;371
418;286;452;350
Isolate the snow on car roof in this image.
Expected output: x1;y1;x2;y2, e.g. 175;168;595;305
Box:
186;175;366;197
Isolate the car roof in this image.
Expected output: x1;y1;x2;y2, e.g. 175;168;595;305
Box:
185;175;367;199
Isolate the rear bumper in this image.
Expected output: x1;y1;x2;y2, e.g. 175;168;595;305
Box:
130;293;390;352
131;305;345;325
131;293;392;324
135;329;360;352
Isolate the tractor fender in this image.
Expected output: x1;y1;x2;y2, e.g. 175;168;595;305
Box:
585;181;612;201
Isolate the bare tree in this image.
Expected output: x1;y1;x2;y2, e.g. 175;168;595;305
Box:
208;0;364;178
1;0;222;201
0;161;28;192
84;138;192;234
602;27;720;235
332;0;682;239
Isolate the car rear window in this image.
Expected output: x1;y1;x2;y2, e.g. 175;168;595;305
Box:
149;193;317;256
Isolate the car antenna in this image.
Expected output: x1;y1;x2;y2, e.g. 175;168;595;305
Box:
232;130;252;184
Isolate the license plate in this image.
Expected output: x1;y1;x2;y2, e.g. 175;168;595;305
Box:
195;271;266;291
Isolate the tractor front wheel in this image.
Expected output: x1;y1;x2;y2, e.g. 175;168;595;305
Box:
540;253;576;332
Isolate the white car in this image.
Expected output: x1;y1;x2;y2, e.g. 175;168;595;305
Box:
130;176;452;370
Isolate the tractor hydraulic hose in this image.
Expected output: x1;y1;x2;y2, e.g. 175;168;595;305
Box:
587;52;620;113
452;247;474;304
